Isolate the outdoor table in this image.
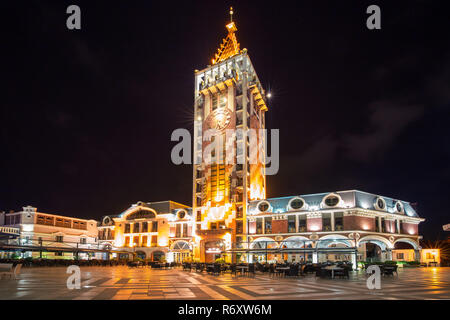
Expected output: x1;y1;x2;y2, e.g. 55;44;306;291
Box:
276;267;290;271
275;266;290;277
236;266;248;274
324;266;343;279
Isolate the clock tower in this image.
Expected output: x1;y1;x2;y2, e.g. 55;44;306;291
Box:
192;8;269;262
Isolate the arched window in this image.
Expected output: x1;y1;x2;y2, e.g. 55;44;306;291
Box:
126;209;156;220
173;241;190;251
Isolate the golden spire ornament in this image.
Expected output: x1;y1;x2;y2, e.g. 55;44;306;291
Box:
211;7;240;64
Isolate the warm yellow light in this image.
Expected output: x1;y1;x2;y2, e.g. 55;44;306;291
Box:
267;93;272;98
158;237;168;247
197;116;202;121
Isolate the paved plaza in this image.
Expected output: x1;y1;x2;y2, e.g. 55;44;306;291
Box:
0;266;449;300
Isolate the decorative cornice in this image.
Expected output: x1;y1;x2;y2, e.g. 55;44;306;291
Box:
307;212;322;218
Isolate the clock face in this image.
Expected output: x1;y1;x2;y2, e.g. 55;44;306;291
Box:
206;108;232;131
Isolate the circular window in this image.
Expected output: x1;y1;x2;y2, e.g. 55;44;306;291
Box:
290;198;304;210
377;198;385;209
258;201;270;212
325;196;339;207
178;210;186;219
396;202;402;212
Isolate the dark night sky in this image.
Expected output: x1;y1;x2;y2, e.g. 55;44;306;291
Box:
2;1;450;240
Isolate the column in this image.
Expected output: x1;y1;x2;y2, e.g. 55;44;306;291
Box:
331;212;335;231
386;249;392;261
351;252;357;270
414;249;420;262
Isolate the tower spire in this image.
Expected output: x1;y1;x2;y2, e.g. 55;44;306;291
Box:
211;7;240;64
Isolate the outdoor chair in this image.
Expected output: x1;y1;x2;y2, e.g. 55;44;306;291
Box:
221;264;228;273
276;266;285;277
213;264;221;275
288;264;299;277
0;264;22;280
269;264;276;277
382;265;398;276
230;264;237;276
299;264;306;276
246;264;256;277
315;267;330;278
334;268;349;279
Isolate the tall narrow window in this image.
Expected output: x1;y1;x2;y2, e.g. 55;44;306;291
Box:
288;215;296;233
381;218;386;233
152;221;158;232
264;217;272;234
322;213;331;231
334;212;343;231
299;215;307;232
151;236;157;247
212;94;218;111
256;218;263;234
236;220;243;234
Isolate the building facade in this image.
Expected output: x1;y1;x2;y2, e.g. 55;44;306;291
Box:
0;206;98;259
243;191;424;267
98;201;194;263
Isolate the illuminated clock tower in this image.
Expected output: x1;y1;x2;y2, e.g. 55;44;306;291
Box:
192;8;269;262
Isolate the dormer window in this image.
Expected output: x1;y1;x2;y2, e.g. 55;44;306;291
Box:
395;201;403;213
325;196;339;207
178;210;187;220
257;201;270;213
374;197;386;211
288;197;305;210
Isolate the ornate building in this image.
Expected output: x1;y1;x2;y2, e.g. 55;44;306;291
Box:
191;8;268;263
99;9;425;267
98;201;193;263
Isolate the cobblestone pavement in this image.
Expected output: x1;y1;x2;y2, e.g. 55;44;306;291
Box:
0;266;449;300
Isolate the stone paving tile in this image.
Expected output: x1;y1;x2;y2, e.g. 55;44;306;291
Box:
0;266;449;300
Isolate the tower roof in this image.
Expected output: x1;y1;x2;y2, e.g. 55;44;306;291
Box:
212;7;240;65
